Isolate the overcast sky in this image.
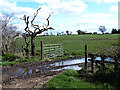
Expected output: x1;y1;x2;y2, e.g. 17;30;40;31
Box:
0;0;118;34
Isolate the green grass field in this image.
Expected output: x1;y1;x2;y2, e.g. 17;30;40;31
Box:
1;34;118;66
16;34;118;56
47;69;113;88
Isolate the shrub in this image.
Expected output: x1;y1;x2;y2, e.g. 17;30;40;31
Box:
62;69;79;77
105;32;109;34
78;67;87;76
92;70;117;86
86;33;92;34
2;53;18;62
93;32;97;34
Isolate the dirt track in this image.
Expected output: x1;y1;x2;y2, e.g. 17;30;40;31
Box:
2;60;62;88
2;57;87;88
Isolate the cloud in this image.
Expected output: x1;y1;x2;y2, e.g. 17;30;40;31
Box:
110;6;118;13
74;13;115;27
73;13;117;33
102;0;118;3
35;0;61;9
35;0;87;15
0;0;55;32
97;0;118;3
0;0;53;19
0;0;118;34
0;0;35;18
48;12;117;34
7;0;119;3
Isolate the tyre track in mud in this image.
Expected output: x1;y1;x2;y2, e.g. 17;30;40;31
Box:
2;57;87;88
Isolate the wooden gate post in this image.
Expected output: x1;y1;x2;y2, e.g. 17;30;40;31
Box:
41;41;44;60
85;45;87;69
91;54;94;73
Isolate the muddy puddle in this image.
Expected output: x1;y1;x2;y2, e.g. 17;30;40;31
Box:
50;58;91;66
51;65;82;71
7;68;39;76
3;57;113;77
95;57;113;61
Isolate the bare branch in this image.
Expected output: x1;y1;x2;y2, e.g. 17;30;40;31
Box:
22;15;33;35
46;12;54;28
31;7;54;35
31;7;41;32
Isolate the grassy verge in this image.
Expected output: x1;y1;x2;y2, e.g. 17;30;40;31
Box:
47;69;113;88
0;55;42;66
1;54;74;66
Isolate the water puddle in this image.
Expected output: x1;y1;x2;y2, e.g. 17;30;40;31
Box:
51;65;82;71
50;57;91;67
8;68;39;76
95;57;113;61
5;57;113;77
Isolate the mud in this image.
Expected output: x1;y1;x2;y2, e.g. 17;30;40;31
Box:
2;56;112;88
2;57;86;88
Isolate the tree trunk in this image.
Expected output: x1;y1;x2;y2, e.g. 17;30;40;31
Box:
26;43;29;57
31;34;36;56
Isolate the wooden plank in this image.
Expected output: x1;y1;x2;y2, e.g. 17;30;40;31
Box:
85;45;87;69
44;47;55;49
44;49;57;52
43;44;63;46
44;46;62;49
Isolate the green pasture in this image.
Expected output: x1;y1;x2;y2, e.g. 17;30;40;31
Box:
16;34;118;56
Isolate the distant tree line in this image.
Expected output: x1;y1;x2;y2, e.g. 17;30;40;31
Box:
43;26;119;36
111;28;120;34
43;30;72;36
76;26;120;35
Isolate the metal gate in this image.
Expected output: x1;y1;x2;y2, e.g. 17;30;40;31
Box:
43;43;64;59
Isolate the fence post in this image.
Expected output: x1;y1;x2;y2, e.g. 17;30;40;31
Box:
91;54;94;73
85;45;87;69
62;44;64;55
41;41;43;60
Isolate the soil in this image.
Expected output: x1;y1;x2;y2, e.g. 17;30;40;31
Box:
2;57;86;88
2;60;60;88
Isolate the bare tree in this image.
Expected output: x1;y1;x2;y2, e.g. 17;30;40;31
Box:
0;13;20;53
22;33;30;57
21;7;54;56
77;30;84;35
66;30;69;35
99;26;106;34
